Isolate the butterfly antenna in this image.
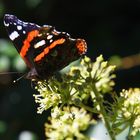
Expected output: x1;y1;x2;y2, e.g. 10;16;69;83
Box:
13;73;27;83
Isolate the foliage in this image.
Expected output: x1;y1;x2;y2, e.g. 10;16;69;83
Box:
0;39;26;72
34;55;140;140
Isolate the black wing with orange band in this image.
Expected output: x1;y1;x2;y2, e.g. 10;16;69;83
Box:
4;14;87;80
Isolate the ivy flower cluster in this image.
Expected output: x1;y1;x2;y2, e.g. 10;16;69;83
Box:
33;55;140;140
120;88;140;136
33;55;117;140
34;55;116;114
45;106;95;140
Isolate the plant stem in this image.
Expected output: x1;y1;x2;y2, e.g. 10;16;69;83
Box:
74;100;99;114
127;119;134;140
92;84;116;140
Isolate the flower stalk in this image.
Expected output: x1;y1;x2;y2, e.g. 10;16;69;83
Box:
92;83;116;140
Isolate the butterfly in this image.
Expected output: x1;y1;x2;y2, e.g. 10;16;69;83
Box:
3;14;87;81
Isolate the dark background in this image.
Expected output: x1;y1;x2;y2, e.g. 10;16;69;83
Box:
0;0;140;139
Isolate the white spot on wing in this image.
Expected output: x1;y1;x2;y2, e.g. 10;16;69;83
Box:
30;23;34;25
24;22;28;25
53;29;60;34
4;21;9;27
47;35;53;40
50;39;53;43
17;25;22;30
34;40;46;49
9;31;19;41
23;31;26;34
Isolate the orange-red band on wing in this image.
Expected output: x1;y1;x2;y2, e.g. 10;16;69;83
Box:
20;30;39;58
34;38;65;62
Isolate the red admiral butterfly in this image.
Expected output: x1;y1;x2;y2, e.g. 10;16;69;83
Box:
4;14;87;80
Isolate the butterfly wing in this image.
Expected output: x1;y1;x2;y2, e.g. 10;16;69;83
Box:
4;14;87;80
4;14;41;68
32;27;87;79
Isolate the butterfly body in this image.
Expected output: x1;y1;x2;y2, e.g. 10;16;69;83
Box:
4;14;87;80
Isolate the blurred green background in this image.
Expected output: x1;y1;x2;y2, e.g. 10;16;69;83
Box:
0;0;140;140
